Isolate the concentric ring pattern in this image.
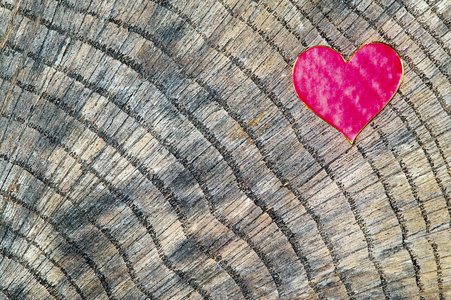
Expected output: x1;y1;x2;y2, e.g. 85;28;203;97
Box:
0;0;449;299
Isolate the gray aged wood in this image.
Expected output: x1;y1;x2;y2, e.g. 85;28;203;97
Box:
0;0;449;298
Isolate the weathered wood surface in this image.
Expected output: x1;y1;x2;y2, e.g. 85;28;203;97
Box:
0;0;449;299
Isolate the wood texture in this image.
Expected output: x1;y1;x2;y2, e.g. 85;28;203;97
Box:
0;0;449;299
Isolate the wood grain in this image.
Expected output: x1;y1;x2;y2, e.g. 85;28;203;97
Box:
0;0;449;299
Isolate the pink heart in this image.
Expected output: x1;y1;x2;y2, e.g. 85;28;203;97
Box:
292;43;403;143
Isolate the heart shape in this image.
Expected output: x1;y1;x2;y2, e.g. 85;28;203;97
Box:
292;43;403;143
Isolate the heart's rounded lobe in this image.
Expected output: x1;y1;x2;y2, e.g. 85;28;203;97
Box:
292;43;403;143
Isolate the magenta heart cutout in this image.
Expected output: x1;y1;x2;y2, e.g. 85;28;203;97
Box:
292;43;403;143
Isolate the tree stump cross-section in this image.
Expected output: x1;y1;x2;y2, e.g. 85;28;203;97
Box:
0;0;450;299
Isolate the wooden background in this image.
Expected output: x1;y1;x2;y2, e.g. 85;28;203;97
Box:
0;0;449;299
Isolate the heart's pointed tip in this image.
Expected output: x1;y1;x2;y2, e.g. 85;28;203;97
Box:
343;133;357;145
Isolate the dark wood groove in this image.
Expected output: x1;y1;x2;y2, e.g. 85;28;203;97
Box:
0;149;210;300
394;0;451;57
94;224;159;300
301;119;450;210
51;141;162;300
396;90;451;179
0;287;13;300
356;145;426;299
0;170;115;299
423;0;451;30
214;0;293;64
0;232;66;300
6;111;212;298
350;132;451;200
250;0;309;47
371;120;445;298
152;100;285;296
0;224;86;300
385;99;451;224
